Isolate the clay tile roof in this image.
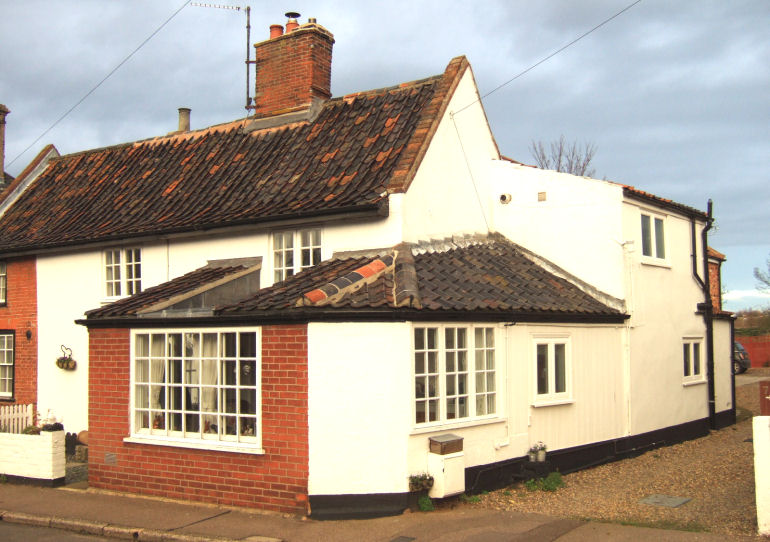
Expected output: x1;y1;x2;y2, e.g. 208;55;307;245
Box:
0;58;469;255
214;234;623;320
621;184;707;219
707;247;726;260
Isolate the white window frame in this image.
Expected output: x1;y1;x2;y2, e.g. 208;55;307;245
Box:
413;324;499;428
0;333;14;399
272;228;322;282
0;262;6;305
682;338;705;385
532;336;572;406
640;210;667;262
104;248;142;298
126;328;263;454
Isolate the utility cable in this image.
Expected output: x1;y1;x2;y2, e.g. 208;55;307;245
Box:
454;0;643;115
8;0;192;169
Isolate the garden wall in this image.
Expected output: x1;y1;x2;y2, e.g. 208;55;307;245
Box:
0;430;65;485
737;334;770;368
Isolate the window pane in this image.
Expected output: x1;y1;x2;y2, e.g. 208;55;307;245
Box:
415;352;425;374
135;334;149;357
537;344;548;394
414;328;424;350
693;343;700;375
241;360;256;386
654;218;665;259
554;344;566;393
641;215;652;257
683;343;691;376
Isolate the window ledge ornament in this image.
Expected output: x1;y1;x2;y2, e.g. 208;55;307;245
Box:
55;345;77;371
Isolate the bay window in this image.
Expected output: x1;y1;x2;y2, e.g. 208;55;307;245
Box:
131;329;261;448
414;325;497;426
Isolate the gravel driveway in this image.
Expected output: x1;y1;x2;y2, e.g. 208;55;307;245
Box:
466;368;770;538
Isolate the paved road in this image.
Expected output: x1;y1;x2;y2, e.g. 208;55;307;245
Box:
0;522;114;541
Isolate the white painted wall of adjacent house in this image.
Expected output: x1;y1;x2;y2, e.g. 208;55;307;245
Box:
622;200;711;435
400;67;499;243
487;161;626;300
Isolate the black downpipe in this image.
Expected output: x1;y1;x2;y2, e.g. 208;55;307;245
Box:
701;200;716;429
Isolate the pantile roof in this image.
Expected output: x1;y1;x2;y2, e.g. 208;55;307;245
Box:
84;234;625;323
0;57;470;255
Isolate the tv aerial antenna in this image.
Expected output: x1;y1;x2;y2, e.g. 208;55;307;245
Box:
191;3;253;110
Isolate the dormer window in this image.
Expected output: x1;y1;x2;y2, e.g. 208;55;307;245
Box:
273;228;322;282
105;248;142;298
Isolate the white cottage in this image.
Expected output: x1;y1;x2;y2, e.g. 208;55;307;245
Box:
0;15;731;517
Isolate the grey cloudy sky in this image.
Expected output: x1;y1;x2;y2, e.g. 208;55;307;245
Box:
1;0;768;309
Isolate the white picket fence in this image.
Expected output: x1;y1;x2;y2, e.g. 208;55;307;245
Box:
0;403;34;434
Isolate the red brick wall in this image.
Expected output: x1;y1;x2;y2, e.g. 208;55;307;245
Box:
88;325;309;513
707;259;722;312
253;25;334;117
0;257;37;406
737;334;770;368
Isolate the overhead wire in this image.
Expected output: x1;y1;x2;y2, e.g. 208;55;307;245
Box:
7;0;192;169
453;0;644;116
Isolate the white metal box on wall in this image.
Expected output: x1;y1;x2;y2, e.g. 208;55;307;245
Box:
428;451;465;497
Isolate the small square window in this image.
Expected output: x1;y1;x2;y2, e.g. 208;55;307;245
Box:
105;248;142;298
683;339;704;384
533;337;571;404
273;228;322;282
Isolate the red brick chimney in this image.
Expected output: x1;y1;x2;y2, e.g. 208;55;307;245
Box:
0;104;9;182
252;13;335;118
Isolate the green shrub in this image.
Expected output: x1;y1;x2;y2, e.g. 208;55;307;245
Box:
525;472;564;492
460;493;482;503
418;495;434;511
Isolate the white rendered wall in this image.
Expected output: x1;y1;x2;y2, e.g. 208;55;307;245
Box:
0;430;65;481
400;67;499;242
488;162;626;299
754;416;770;536
713;318;734;416
622;202;710;435
307;322;412;495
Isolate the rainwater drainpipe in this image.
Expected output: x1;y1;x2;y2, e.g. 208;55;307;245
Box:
696;200;716;429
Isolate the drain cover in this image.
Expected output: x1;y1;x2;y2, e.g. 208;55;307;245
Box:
640;494;691;508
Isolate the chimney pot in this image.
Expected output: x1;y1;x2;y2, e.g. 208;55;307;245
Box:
285;11;300;32
269;24;284;39
308;17;317;24
178;107;191;132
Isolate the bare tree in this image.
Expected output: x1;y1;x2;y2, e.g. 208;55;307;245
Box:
529;135;597;177
755;254;770;292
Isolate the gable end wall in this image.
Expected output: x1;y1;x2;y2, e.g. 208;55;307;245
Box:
88;325;309;513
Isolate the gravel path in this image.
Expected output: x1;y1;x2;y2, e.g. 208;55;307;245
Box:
467;368;770;538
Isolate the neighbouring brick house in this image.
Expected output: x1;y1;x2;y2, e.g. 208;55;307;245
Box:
0;14;733;518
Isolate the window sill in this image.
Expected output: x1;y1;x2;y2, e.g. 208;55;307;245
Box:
410;416;506;435
124;435;264;455
683;379;706;387
640;258;671;269
531;398;575;408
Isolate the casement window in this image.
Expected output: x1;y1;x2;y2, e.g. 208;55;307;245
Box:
131;329;261;449
533;337;571;404
273;228;322;282
0;262;6;304
640;212;666;260
414;325;497;426
0;333;13;399
683;339;704;384
104;248;142;297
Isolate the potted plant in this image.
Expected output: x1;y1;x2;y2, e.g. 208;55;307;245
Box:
527;444;538;462
56;345;77;370
535;441;547;462
407;473;434;511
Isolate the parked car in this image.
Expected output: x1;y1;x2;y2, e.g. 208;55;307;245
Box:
734;342;751;374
